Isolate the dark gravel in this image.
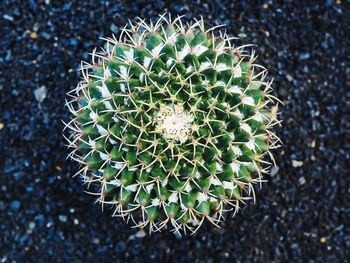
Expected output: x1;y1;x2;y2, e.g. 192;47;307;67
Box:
1;0;349;262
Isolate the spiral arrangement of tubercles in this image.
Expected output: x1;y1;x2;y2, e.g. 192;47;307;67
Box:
64;14;281;234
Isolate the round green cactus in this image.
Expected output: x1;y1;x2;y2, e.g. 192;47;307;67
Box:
64;15;281;234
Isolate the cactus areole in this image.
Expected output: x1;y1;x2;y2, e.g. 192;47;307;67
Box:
64;15;281;234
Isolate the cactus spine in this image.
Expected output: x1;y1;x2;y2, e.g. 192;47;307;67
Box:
64;14;281;234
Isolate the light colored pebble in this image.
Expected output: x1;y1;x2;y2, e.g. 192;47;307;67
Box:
34;86;47;103
292;160;303;167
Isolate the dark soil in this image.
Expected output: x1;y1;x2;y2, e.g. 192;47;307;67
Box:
1;0;349;262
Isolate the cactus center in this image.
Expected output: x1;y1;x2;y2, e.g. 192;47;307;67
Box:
155;104;194;144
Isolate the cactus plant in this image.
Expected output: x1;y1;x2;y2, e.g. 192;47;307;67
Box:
64;14;281;234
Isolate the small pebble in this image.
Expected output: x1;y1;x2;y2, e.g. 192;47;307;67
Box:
270;165;279;177
92;238;100;244
29;0;38;12
286;74;294;82
310;140;316;148
63;2;72;10
10;200;21;210
34;86;47;103
135;229;146;238
0;123;4;130
29;221;36;230
299;52;310;60
110;23;119;33
299;176;306;185
320;237;327;243
58;215;67;223
30;32;38;39
35;214;45;225
220;252;230;258
33;23;40;31
5;51;11;61
41;32;51;40
292;160;304;167
3;14;14;21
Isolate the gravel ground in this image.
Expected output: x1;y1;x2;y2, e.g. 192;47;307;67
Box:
1;0;349;262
